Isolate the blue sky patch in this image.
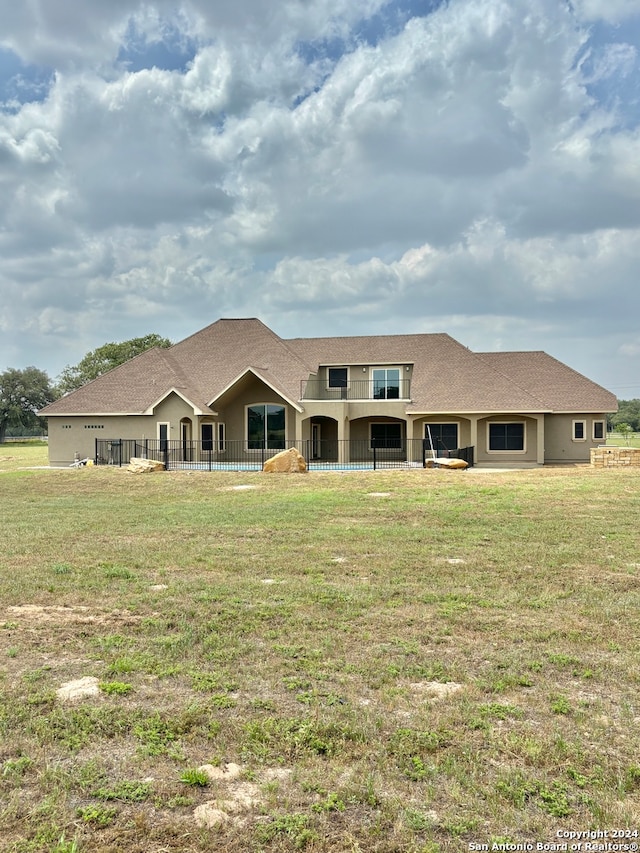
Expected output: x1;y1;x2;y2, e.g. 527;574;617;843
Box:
580;18;640;129
117;19;198;73
0;47;53;109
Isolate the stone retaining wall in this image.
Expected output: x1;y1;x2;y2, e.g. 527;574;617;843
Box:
590;446;640;468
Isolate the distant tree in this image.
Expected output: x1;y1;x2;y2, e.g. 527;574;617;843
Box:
0;367;56;443
56;334;172;395
610;399;640;432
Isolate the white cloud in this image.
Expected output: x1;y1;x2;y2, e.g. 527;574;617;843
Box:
0;0;639;394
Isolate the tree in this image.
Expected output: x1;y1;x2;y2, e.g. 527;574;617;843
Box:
615;422;633;446
56;334;172;395
0;367;56;443
609;399;640;433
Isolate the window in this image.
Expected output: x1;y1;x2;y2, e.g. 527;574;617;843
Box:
572;420;586;441
328;368;348;388
373;368;400;399
425;423;458;455
217;423;226;451
158;422;169;452
370;422;403;449
328;367;348;399
201;424;213;451
247;404;285;449
489;422;524;452
593;420;605;441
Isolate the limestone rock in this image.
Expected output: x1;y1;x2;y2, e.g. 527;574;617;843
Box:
262;447;307;473
425;457;468;470
127;457;165;474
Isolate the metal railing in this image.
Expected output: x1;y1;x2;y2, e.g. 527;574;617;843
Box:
96;438;474;471
300;378;411;401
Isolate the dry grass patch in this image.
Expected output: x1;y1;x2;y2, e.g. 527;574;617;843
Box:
1;450;639;851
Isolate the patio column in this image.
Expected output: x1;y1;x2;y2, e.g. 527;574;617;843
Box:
535;414;545;465
469;416;478;456
338;413;350;464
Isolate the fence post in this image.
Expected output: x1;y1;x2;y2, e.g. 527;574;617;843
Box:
373;438;377;471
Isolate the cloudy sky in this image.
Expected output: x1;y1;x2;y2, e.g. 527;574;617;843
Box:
1;0;639;396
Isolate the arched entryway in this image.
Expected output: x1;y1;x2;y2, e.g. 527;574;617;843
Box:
305;416;339;460
180;417;193;461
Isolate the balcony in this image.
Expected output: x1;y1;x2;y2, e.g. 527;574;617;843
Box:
300;378;411;401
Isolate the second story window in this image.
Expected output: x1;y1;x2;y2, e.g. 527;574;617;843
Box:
373;368;400;399
328;368;348;388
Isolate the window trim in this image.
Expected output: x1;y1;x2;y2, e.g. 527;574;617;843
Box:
572;420;587;442
245;403;287;451
592;420;605;442
487;421;526;454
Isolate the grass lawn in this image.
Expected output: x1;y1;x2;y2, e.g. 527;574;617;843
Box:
1;446;639;852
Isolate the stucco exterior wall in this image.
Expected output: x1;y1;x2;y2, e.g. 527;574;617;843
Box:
475;415;539;465
47;414;156;465
544;413;607;463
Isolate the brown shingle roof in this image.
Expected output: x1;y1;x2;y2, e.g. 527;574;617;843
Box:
41;319;616;416
478;352;617;413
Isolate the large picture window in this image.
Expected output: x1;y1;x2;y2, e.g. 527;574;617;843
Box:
489;422;524;452
370;422;403;449
425;423;458;454
247;404;285;449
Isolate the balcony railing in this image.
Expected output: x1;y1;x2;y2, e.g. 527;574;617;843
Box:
300;378;411;401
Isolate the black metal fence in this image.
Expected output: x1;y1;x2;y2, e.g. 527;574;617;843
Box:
95;438;474;471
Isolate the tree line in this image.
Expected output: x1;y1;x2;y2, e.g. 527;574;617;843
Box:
0;334;171;443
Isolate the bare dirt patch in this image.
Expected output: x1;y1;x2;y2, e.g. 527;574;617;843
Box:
193;764;290;829
3;604;152;627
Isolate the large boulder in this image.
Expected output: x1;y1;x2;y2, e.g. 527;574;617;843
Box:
425;457;468;470
127;457;165;474
263;447;307;473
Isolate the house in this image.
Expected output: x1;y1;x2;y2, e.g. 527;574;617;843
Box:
40;318;617;468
